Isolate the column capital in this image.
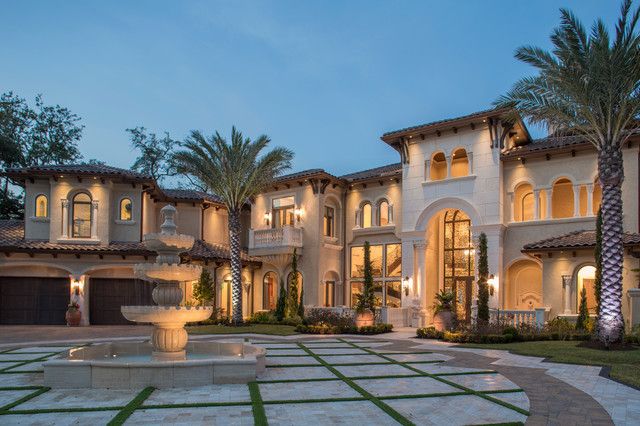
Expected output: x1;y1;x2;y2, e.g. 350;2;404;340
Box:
413;241;427;250
61;199;69;207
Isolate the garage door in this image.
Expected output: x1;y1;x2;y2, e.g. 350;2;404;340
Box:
0;277;69;325
89;278;155;325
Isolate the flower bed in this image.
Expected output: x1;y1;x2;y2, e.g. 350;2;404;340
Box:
296;323;393;335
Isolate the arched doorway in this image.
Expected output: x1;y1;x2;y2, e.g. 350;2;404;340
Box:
575;265;597;314
262;272;278;310
443;209;474;322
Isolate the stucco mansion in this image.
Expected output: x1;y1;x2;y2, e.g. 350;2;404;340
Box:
1;107;639;329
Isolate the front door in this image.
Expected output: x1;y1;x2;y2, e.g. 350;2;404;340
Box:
454;277;473;323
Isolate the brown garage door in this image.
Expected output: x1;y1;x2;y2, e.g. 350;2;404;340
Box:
0;277;69;325
89;278;155;325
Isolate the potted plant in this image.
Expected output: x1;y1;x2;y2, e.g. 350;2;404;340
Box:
432;290;454;331
354;242;375;327
65;301;81;327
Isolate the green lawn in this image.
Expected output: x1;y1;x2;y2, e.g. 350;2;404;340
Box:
187;323;298;336
459;340;640;388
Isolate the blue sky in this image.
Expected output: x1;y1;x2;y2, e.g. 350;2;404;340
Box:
1;1;619;177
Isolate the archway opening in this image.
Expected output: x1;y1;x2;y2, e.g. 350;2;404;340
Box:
505;260;542;310
576;265;597;314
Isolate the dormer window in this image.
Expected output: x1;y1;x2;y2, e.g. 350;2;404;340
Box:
72;192;92;238
119;198;133;221
35;194;48;218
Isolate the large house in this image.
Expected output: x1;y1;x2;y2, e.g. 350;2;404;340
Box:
1;108;640;329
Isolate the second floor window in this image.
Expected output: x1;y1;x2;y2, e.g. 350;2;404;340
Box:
378;200;389;226
324;206;335;237
272;196;295;228
72;192;92;238
35;194;48;218
119;198;132;221
361;202;372;228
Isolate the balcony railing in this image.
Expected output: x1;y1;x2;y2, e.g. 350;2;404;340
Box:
472;306;550;328
249;226;303;250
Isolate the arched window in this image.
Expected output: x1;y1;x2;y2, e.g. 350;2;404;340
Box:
514;183;534;222
263;272;278;310
430;152;447;181
72;192;92;238
450;148;469;178
378;200;389;226
287;271;303;302
443;209;474;322
552;178;574;218
119;198;132;221
35;194;48;218
361;202;372;228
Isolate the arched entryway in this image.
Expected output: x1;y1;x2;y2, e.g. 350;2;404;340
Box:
505;259;542;310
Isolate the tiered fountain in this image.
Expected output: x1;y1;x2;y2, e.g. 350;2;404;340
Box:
44;205;265;389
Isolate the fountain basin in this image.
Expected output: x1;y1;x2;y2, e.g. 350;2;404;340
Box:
121;305;213;324
43;341;266;389
133;263;202;282
143;233;195;251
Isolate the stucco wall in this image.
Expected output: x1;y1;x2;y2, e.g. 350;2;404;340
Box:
24;178;51;240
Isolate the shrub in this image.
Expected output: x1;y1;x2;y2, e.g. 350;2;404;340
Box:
249;311;277;324
304;308;355;328
416;327;444;339
295;322;392;335
544;317;575;340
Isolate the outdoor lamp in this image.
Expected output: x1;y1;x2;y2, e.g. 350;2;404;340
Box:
402;276;412;296
294;208;304;223
263;212;271;226
487;274;496;296
71;279;82;296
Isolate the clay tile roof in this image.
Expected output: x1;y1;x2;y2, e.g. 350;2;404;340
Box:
501;135;592;159
522;230;640;252
0;220;258;264
161;188;223;204
382;107;507;138
340;162;402;183
3;163;153;182
272;169;330;183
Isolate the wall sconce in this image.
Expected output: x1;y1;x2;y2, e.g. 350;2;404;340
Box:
71;278;83;296
487;274;497;296
263;212;271;226
402;276;412;296
294;208;304;223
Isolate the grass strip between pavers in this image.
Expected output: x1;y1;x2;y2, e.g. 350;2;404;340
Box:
297;342;415;426
140;401;252;409
0;386;44;391
2;406;125;415
0;352;58;373
107;386;154;426
248;382;268;426
338;338;530;417
0;387;50;412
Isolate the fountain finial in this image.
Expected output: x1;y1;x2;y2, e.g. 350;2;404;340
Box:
160;204;178;235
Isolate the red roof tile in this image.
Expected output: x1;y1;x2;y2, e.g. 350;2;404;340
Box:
523;230;640;252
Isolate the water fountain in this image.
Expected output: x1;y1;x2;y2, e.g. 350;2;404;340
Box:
44;205;265;389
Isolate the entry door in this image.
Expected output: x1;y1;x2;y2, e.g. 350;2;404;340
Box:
454;278;473;323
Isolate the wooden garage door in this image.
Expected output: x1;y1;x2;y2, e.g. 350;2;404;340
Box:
0;277;69;325
89;278;155;325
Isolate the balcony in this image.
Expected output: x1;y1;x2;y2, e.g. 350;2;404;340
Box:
248;226;303;256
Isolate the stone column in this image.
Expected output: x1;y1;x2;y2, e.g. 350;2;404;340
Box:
533;189;540;220
354;208;361;229
61;199;69;238
508;192;515;222
424;159;431;182
445;155;452;179
91;200;99;239
573;184;581;217
586;183;594;216
562;275;572;314
414;242;427;302
545;188;553;219
468;151;474;175
388;204;394;225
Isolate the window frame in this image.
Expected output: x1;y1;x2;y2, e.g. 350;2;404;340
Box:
71;192;93;238
119;197;133;221
361;202;372;228
34;194;48;218
349;242;402;307
378;200;389;226
323;206;335;237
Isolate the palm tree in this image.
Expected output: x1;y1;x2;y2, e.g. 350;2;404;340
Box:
174;127;293;324
496;1;640;345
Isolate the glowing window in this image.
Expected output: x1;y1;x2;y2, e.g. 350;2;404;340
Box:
35;195;48;218
576;265;597;314
72;192;92;238
450;148;469;177
552;178;574;218
430;152;447;181
378;200;389;226
361;203;372;228
119;198;132;221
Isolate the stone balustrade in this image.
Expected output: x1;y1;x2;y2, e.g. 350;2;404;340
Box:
472;306;550;328
249;226;303;249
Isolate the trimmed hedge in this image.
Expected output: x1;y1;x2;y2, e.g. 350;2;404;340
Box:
296;323;393;335
416;326;592;343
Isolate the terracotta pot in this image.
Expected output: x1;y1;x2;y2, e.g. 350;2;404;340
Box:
66;309;81;327
433;310;453;332
355;310;374;328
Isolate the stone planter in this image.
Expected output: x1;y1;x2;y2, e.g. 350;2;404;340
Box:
66;309;81;327
355;310;374;328
433;310;453;332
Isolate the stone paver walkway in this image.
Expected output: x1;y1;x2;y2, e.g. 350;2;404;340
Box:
0;329;637;425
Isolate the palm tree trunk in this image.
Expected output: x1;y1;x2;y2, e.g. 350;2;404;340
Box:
229;209;243;325
597;145;625;345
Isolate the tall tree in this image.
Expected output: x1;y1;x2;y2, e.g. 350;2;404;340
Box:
127;127;177;183
355;241;376;313
496;1;640;345
476;233;490;323
286;248;300;318
173;127;293;324
193;268;214;307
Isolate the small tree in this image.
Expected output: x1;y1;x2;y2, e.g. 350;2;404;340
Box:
477;233;490;323
286;249;300;318
193;268;214;307
275;278;287;322
595;208;603;316
355;241;376;313
297;287;305;319
576;286;590;331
